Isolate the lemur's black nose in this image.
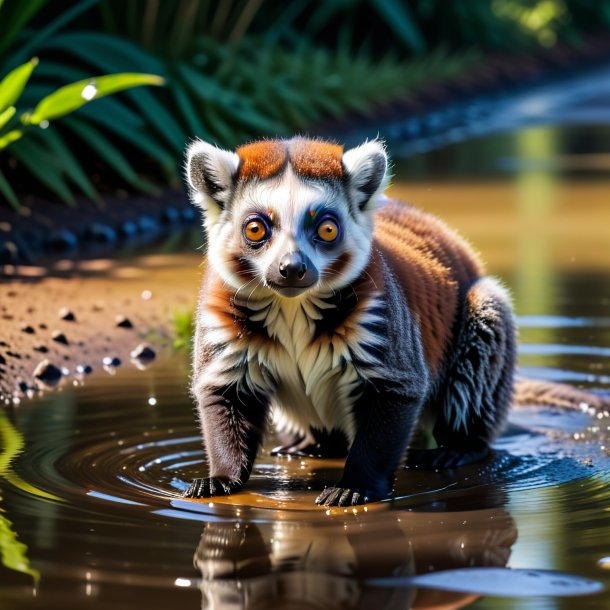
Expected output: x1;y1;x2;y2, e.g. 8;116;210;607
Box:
279;252;308;282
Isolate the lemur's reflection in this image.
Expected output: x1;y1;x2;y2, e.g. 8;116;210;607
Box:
193;501;516;610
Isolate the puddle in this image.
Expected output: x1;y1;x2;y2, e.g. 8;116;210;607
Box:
2;321;610;609
2;122;610;608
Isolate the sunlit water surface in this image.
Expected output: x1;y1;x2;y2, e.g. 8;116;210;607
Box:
2;126;610;609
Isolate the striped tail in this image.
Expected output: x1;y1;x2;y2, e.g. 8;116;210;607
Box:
514;378;610;410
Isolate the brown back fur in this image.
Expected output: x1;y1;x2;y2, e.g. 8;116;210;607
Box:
373;199;484;374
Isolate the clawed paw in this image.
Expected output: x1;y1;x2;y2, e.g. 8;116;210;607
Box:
315;486;372;507
182;477;240;499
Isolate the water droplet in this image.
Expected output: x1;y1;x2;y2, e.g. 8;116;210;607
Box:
597;557;610;569
81;83;97;101
174;578;191;588
141;290;152;300
39;120;49;129
148;397;157;406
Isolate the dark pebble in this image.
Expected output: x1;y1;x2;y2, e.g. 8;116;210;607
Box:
52;331;69;345
116;315;133;329
103;356;121;367
33;345;49;353
21;325;35;334
33;360;63;386
0;354;5;365
85;223;117;243
39;323;47;329
119;220;138;238
46;229;78;252
161;207;180;224
18;381;29;393
130;343;156;362
59;308;76;321
136;216;160;234
6;351;21;358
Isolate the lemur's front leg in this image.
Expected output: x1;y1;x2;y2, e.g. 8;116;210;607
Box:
184;380;269;499
316;378;426;507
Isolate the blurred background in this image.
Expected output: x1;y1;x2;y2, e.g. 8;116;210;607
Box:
1;0;610;208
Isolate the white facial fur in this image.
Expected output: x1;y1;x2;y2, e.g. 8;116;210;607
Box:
186;138;389;299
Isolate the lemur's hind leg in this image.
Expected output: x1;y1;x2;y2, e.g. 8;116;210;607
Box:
272;428;349;459
407;277;516;470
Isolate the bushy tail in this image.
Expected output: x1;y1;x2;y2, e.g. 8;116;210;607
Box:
514;378;610;410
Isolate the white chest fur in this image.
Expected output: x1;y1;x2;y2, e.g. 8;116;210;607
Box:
198;291;385;445
242;294;384;444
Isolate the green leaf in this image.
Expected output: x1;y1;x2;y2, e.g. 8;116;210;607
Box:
64;117;160;195
77;96;145;130
0;169;20;209
0;106;16;130
369;0;426;53
35;127;99;202
170;80;211;141
0;129;22;149
205;104;236;147
0;0;48;57
6;0;99;69
10;138;75;205
82;107;176;171
27;72;165;125
125;86;184;151
0;57;38;112
43;32;165;75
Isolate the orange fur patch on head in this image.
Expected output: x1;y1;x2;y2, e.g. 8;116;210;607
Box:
289;139;344;180
237;141;287;180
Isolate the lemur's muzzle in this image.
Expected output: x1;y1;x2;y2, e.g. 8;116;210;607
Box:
267;251;319;297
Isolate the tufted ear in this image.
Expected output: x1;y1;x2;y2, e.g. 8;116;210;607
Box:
186;139;240;211
342;140;389;211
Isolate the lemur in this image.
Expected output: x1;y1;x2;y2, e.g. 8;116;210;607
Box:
183;137;606;507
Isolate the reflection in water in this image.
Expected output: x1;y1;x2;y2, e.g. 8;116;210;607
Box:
0;411;39;583
514;126;557;320
2;122;610;607
194;508;516;610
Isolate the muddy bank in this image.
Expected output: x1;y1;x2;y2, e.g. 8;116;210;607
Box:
0;253;199;403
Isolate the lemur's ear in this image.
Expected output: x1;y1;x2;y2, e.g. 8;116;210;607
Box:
186;140;240;210
342;140;389;211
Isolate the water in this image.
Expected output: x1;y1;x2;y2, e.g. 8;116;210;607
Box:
2;123;610;608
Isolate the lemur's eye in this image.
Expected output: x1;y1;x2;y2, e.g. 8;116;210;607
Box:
243;218;268;244
317;219;339;242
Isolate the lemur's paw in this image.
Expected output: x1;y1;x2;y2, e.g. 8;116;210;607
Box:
405;446;489;470
183;477;240;499
315;486;376;507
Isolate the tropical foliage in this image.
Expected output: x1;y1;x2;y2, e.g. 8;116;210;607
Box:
0;58;163;208
1;0;609;207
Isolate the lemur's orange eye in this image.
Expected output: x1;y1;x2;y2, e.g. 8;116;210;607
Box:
317;220;339;242
244;219;267;243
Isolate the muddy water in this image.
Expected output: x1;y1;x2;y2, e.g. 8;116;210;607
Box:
3;127;610;609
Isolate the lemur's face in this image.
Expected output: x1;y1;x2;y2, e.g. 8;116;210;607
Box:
186;138;388;299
